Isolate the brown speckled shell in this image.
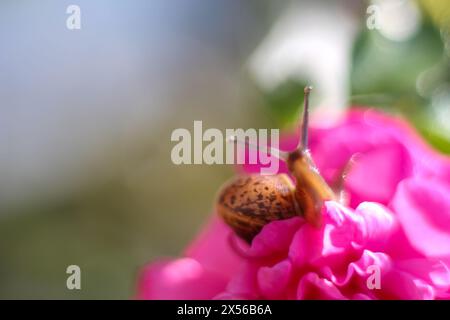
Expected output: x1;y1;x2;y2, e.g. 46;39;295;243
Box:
216;174;300;243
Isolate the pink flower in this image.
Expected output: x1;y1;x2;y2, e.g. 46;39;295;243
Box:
136;109;450;300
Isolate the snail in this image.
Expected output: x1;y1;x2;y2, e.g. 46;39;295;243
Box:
216;86;351;243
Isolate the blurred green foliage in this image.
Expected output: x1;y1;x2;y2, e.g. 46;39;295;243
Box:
261;79;307;129
349;14;450;154
350;21;442;106
262;8;450;154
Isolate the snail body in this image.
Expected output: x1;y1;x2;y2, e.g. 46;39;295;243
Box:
216;87;342;243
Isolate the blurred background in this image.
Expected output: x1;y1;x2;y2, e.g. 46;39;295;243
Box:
0;0;449;299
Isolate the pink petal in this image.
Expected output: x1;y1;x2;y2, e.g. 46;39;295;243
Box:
390;178;450;257
257;260;292;299
356;202;398;250
289;222;325;268
221;263;260;300
379;269;435;300
249;217;303;258
289;202;362;268
352;293;372;299
297;273;347;300
322;250;392;288
345;143;411;207
185;215;242;278
396;259;450;292
136;258;228;300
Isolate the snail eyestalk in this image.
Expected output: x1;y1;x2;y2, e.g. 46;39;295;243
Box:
227;135;288;160
299;86;313;152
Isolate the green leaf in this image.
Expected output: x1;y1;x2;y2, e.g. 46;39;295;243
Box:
261;78;307;129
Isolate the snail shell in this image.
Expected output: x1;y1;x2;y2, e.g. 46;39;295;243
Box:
216;174;301;243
